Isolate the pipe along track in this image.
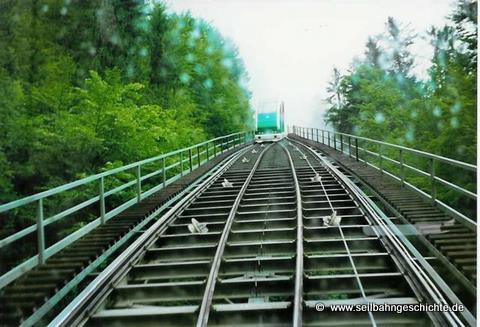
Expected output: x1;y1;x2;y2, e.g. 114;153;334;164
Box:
48;140;471;327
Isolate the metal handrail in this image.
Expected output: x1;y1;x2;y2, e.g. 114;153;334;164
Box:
292;126;476;230
0;131;253;289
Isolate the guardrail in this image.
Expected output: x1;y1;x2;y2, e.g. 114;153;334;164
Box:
0;131;253;289
292;126;476;230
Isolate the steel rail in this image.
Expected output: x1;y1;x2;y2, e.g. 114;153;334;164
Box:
289;143;377;326
291;138;471;326
341;166;477;297
195;144;273;327
279;143;304;327
334;167;464;326
48;144;255;327
300;138;476;325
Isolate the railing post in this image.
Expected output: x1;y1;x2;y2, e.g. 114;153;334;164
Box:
430;158;436;204
37;198;45;265
363;142;368;165
197;146;200;167
348;137;352;158
333;133;336;150
399;149;405;186
340;134;343;153
214;141;217;157
316;129;319;142
162;157;166;187
328;131;331;147
180;151;184;176
99;177;106;224
355;138;359;161
189;149;193;171
136;164;141;202
206;144;209;161
322;130;325;144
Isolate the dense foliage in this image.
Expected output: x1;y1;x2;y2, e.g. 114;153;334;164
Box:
324;1;476;216
0;0;252;202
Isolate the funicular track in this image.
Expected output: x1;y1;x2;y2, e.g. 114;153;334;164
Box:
44;140;473;327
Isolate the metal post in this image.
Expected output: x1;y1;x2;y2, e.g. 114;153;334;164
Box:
355;138;359;161
333;134;336;150
37;199;45;265
180;151;184;176
363;142;368;165
136;165;141;202
322;130;325;144
316;129;319;142
189;149;193;171
399;149;405;186
348;137;352;158
340;134;343;153
430;158;436;204
197;146;200;167
328;131;331;147
99;177;106;224
214;141;217;157
162;157;166;187
206;144;209;161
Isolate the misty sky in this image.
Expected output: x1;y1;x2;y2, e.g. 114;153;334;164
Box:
165;0;455;130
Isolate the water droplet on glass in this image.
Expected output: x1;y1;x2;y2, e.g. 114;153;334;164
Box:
450;103;461;114
139;48;148;57
450;117;459;128
374;112;385;124
405;129;414;142
203;79;213;89
179;73;190;84
186;53;195;63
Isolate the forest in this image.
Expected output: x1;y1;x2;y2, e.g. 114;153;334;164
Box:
0;0;253;204
323;0;477;216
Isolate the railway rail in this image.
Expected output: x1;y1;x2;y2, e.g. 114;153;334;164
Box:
40;139;474;327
